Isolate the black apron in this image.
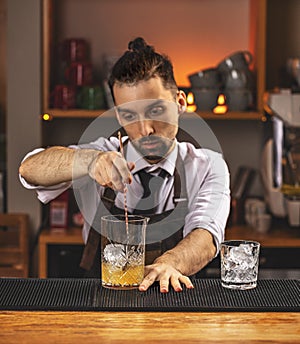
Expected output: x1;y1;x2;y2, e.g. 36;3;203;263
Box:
80;147;189;277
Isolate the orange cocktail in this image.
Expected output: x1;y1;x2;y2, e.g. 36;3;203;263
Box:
101;215;149;290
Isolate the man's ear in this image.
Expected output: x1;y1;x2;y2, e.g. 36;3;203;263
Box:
176;90;187;115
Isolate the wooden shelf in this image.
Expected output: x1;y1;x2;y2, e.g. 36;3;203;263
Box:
38;224;300;278
0;247;22;253
42;108;265;121
39;224;300;249
39;227;84;245
42;0;267;118
0;267;27;278
42;109;106;119
190;111;264;121
226;225;300;248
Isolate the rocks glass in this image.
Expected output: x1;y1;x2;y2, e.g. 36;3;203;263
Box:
220;240;260;290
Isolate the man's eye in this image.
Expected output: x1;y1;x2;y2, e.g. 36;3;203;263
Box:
121;112;136;122
148;106;164;117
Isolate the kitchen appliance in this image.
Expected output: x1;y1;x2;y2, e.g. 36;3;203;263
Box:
263;87;300;225
265;89;300;127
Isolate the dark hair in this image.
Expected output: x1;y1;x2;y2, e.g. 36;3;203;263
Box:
108;37;178;101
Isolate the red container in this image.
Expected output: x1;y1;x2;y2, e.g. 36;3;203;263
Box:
65;62;93;86
50;190;69;230
51;84;76;109
61;38;89;63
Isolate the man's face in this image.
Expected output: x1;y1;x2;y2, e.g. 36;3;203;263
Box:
113;77;185;162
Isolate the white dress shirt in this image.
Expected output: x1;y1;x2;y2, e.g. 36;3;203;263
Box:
20;137;230;253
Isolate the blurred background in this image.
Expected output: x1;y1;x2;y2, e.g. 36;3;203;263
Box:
1;0;300;279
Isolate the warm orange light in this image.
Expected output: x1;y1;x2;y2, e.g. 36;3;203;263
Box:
218;94;226;105
187;92;194;104
261;115;267;122
42;113;52;121
187;105;197;113
186;92;197;112
213;94;228;115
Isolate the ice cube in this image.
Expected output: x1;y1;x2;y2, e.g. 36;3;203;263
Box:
126;246;144;266
229;243;255;262
239;243;253;255
103;244;127;267
229;246;246;261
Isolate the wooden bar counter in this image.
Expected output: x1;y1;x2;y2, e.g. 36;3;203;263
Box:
6;223;294;343
0;311;299;343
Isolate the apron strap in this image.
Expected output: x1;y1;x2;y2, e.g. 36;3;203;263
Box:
79;227;100;271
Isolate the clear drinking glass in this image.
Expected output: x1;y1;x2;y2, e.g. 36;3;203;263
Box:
101;214;149;290
220;240;260;290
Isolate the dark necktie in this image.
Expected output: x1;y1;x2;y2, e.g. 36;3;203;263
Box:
134;169;168;215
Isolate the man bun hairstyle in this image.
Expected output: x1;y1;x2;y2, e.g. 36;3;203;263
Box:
128;37;150;52
108;37;178;101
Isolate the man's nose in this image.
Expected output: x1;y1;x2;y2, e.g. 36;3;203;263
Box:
138;120;154;136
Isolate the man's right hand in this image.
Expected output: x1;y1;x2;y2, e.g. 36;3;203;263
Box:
88;151;135;191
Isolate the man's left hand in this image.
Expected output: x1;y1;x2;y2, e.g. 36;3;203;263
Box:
138;263;194;293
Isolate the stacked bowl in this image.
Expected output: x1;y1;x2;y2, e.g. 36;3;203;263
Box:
188;51;255;111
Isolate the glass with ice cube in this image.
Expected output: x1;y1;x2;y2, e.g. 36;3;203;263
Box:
101;214;149;289
220;240;260;290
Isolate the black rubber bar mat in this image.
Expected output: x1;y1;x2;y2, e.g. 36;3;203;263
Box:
0;278;299;312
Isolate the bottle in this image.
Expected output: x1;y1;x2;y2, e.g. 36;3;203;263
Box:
49;190;69;231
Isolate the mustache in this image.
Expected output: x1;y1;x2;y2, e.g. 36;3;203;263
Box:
135;135;164;144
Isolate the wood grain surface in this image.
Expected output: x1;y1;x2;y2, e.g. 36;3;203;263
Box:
0;311;299;343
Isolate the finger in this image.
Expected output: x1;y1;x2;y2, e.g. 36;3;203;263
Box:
110;164;125;191
170;275;183;292
138;271;157;292
113;155;132;184
159;278;170;293
93;164;109;186
179;275;194;289
127;162;136;172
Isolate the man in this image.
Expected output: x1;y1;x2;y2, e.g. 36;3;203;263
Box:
19;37;230;293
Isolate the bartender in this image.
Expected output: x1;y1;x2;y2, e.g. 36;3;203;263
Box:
19;37;230;293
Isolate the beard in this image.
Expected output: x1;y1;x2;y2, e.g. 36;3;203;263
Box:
131;135;174;161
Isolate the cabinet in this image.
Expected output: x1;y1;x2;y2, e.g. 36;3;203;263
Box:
39;228;84;278
0;213;29;278
42;0;267;121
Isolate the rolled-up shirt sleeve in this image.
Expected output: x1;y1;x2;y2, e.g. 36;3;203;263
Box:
183;148;231;255
19;137;120;204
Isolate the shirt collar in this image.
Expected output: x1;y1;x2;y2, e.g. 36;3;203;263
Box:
125;138;178;176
